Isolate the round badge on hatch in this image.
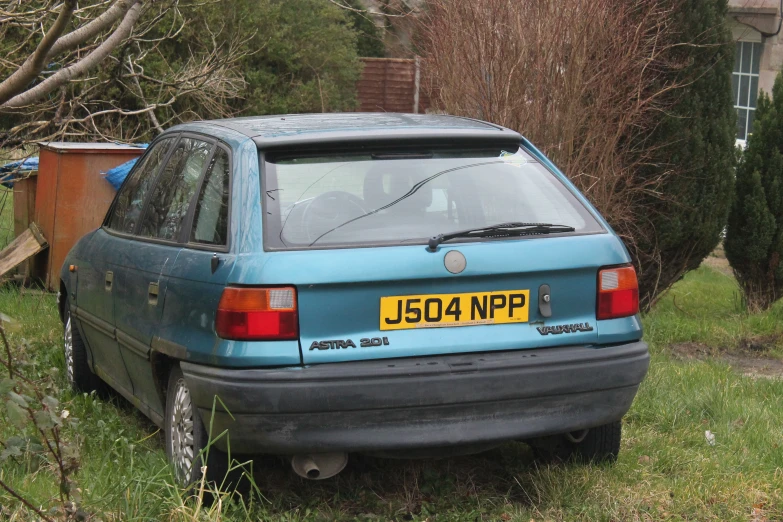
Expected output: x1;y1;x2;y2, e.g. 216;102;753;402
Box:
444;250;467;274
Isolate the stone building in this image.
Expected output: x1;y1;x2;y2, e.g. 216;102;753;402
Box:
729;0;783;143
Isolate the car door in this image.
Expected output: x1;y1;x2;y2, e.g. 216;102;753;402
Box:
114;135;214;420
158;145;234;365
75;137;176;397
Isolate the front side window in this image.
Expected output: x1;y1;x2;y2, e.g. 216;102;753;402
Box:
733;41;762;141
139;137;212;241
190;147;230;246
263;147;602;250
108;138;173;234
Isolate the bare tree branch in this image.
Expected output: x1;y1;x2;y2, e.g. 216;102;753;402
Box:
0;0;77;105
46;0;138;59
127;55;163;133
0;0;249;150
327;0;414;17
0;477;55;522
1;1;143;109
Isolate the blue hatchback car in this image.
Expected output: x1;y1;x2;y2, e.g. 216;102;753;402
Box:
60;113;649;485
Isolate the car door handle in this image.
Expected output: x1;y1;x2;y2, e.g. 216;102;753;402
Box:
148;282;159;306
105;271;113;292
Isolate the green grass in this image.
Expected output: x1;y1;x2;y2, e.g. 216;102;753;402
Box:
1;267;782;521
646;265;783;357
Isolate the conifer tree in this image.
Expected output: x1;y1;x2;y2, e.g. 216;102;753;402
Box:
634;0;737;306
726;72;783;310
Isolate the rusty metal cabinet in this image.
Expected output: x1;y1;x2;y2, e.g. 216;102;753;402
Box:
33;143;145;290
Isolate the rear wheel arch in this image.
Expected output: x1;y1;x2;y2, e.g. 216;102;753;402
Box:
58;280;68;322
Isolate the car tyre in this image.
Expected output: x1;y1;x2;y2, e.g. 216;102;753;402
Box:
63;308;102;393
527;421;622;464
165;365;232;489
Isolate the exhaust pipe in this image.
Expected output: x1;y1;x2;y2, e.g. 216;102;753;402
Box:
291;452;348;480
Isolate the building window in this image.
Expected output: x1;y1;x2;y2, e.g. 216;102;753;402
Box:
733;41;762;141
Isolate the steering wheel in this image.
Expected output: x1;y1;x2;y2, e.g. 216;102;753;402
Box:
301;191;369;243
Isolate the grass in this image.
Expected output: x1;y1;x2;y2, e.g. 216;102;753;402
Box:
646;264;783;358
1;252;782;520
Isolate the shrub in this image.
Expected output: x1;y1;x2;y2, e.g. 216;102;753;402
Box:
725;72;783;310
178;0;364;117
420;0;736;307
633;0;736;306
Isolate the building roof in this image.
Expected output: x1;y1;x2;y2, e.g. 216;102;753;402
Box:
728;0;780;15
188;113;522;149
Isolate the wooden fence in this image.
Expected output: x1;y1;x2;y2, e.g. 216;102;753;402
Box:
356;57;431;113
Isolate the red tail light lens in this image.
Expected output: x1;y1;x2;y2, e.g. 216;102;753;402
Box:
216;287;298;340
597;266;639;320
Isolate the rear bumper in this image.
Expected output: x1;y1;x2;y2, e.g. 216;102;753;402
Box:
181;341;649;454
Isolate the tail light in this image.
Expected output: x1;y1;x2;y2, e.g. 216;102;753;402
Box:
216;287;298;340
597;266;639;320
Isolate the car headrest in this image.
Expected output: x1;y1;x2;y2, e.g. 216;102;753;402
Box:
363;164;432;211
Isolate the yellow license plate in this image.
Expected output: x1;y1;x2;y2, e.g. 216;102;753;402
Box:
380;290;530;331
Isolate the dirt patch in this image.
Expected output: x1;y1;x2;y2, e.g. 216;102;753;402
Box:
721;353;783;379
702;244;733;277
738;333;783;353
669;341;717;360
702;255;733;277
669;341;783;379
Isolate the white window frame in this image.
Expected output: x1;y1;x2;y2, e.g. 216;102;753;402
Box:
733;40;762;143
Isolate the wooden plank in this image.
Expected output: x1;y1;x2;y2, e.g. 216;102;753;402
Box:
385;67;414;75
361;58;416;64
357;84;387;91
0;223;48;278
12;174;38;278
357;56;422;113
358;75;389;82
13;173;37;237
383;80;415;87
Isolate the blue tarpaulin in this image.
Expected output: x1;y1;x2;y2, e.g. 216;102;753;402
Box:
1;157;39;188
103;144;148;190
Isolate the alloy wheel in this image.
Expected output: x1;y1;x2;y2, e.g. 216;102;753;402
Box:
170;378;196;484
64;315;74;386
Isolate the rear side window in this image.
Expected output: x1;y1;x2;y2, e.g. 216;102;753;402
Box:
190;147;230;246
263;147;603;249
108;138;173;234
139;137;212;241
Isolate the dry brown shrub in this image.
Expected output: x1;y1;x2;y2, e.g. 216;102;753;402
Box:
420;0;686;300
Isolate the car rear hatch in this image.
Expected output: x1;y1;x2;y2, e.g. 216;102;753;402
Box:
254;144;632;364
249;233;636;364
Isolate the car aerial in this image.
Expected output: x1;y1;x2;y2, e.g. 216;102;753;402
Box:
59;113;649;486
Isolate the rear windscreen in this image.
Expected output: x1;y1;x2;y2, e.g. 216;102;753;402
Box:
262;147;603;249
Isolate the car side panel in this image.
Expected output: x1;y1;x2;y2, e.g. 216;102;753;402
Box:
112;237;181;419
72;229;134;394
158;139;301;368
159;250;233;359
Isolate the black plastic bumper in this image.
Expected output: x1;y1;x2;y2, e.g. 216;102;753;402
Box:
181;341;649;454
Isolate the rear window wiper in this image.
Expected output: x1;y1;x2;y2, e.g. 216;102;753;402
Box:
427;222;576;251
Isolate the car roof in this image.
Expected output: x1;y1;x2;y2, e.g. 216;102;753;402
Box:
172;113;523;150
